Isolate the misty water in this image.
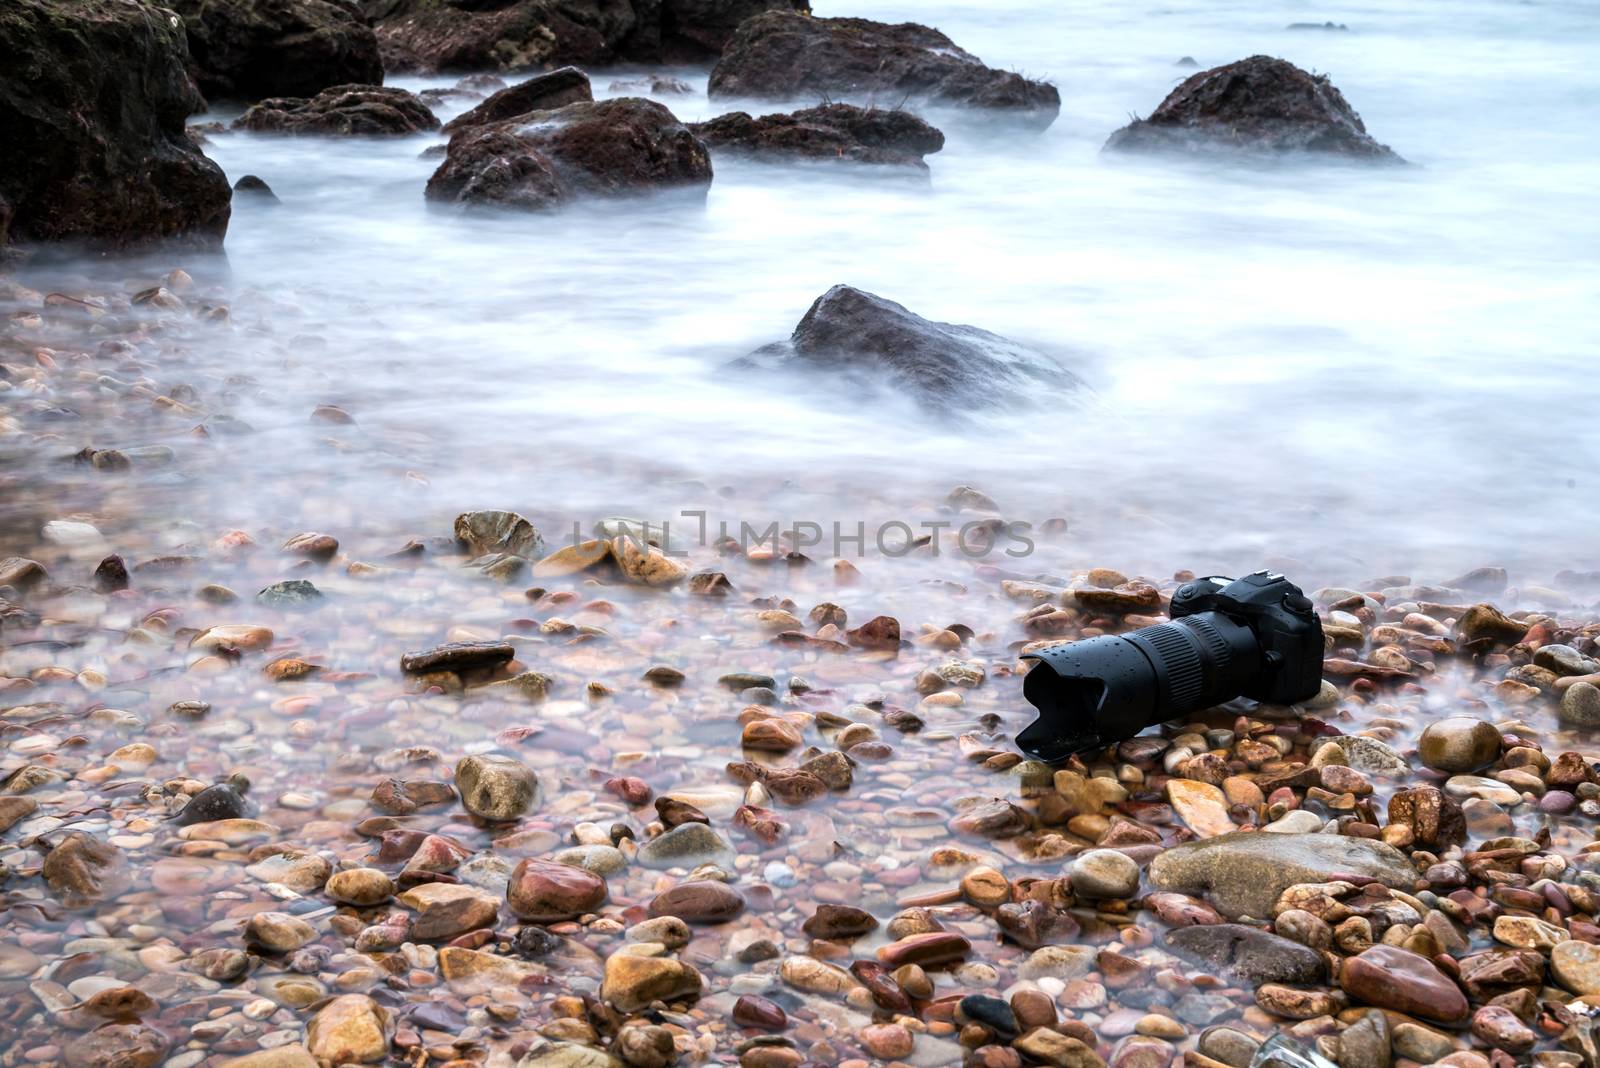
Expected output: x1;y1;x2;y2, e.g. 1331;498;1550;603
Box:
20;0;1600;587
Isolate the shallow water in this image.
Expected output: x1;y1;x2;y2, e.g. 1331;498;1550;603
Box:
11;0;1600;581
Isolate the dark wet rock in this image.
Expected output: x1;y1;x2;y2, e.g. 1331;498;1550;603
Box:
1105;56;1401;161
373;0;786;73
735;286;1082;413
234;85;439;135
690;104;944;170
648;880;746;923
427;98;712;213
803;903;878;940
608;75;694;96
1148;831;1416;918
0;0;231;251
623;0;795;63
42;832;131;907
441;67;593;133
959;995;1018;1040
655;796;710;827
1165;924;1326;985
94;555;130;592
169;0;381;102
174;782;257;825
401;641;515;673
995;900;1079;949
732;993;787;1031
257;579;324;607
709;13;1060;130
234;175;280;202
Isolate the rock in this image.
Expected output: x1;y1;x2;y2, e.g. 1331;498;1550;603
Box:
1562;682;1600;728
0;0;230;250
518;1044;623;1068
1311;735;1407;775
1339;945;1469;1024
256;579;323;607
732;994;787;1031
442;67;593;132
63;1025;169;1068
637;822;737;869
601;953;704;1012
192;624;275;652
169;0;380;101
628;0;793;62
1553;940;1600;995
802;903;878;940
780;954;858;995
174;781;256;825
1338;1010;1391;1068
219;1048;318;1068
1070;849;1141;899
1165;924;1326;984
455;510;543;558
1148;831;1416;918
426;98;711;213
326;868;394;906
246;852;331;892
1455;603;1528;645
709;13;1059;130
246;911;317;953
876;931;971;969
1472;1005;1535;1054
233;173;279;200
234;85;439;135
402;641;515;674
736;285;1083;413
307;995;389;1064
614;1025;676;1068
399;882;501;939
455;754;538;820
1387;785;1466;848
648;880;745;923
1418;717;1502;772
42;833;130;907
507;858;607;920
860;1023;915;1060
372;0;634;73
690;104;945;170
1165;779;1237;838
0;796;38;833
1013;1029;1105;1068
1104;55;1401;161
742;717;802;751
94;555;130;592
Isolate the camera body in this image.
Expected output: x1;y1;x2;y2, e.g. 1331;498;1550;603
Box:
1017;570;1325;763
1168;571;1324;705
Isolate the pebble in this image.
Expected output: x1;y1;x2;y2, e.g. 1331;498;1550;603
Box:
1070;848;1140;898
636;822;737;869
1418;717;1503;773
454;754;538;821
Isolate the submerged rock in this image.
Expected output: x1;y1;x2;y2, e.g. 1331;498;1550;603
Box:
427;98;712;213
690;104;945;170
234;86;439;136
1148;831;1417;918
169;0;382;102
42;832;131;907
709;13;1060;130
1105;55;1402;161
1165;923;1327;985
441;67;594;133
0;0;231;251
736;285;1084;413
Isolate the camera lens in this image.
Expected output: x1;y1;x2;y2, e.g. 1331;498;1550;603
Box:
1017;613;1263;762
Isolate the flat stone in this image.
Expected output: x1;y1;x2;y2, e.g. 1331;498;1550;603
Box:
402;641;515;674
636;823;737;869
1165;924;1326;984
601;953;703;1012
648;880;745;924
399;882;501;940
307;995;389;1063
1165;780;1236;838
1148;831;1416;918
507;858;607;921
1552;940;1600;995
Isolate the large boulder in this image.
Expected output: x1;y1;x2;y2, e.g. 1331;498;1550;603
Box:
169;0;382;102
426;97;712;212
736;286;1083;413
235;85;439;135
1148;831;1418;918
441;67;593;133
690;104;944;171
373;0;636;73
0;0;231;251
1105;55;1402;161
621;0;796;63
709;13;1059;130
